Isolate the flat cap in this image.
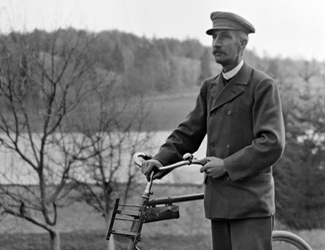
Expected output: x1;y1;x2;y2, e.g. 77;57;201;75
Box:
206;11;255;35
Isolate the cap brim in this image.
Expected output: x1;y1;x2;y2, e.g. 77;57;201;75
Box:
206;26;239;35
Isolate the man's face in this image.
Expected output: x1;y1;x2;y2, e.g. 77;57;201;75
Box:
211;30;242;71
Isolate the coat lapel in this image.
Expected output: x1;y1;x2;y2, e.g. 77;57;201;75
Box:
210;62;252;111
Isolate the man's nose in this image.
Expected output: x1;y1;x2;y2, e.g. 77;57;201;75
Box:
213;37;221;47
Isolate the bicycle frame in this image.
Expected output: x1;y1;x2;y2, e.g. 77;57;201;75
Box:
106;152;205;249
106;152;313;250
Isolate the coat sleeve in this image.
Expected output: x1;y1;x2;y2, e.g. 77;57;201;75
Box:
224;77;285;181
153;81;209;166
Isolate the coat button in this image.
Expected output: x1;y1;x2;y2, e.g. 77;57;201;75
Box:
227;111;232;115
226;144;230;149
210;143;215;149
211;112;216;116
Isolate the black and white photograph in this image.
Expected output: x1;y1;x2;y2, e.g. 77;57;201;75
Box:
0;1;324;249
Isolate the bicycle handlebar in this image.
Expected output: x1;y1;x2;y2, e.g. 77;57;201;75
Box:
133;152;205;197
133;152;204;172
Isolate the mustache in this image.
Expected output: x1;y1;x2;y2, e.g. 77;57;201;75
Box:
212;49;225;54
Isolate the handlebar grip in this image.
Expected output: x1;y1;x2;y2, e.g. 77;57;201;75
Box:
133;152;152;167
183;153;194;162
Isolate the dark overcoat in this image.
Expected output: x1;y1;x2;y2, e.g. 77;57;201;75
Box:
154;62;285;219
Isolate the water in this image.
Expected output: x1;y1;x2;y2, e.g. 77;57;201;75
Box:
0;132;207;185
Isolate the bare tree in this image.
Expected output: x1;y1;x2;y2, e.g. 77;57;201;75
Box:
62;79;155;249
0;29;102;250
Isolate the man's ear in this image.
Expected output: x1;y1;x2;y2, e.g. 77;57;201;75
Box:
240;39;248;49
238;39;248;53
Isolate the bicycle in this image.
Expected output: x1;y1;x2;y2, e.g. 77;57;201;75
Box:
106;152;312;250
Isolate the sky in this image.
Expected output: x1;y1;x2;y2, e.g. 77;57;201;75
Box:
0;0;325;61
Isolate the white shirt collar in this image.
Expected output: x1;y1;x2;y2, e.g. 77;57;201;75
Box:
222;60;244;80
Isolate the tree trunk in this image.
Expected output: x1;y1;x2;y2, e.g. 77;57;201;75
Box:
49;230;61;250
106;211;116;250
107;235;116;250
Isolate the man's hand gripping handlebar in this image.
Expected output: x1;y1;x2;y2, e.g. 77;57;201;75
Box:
133;152;204;182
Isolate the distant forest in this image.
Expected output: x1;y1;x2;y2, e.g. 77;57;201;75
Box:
0;28;324;99
0;28;325;230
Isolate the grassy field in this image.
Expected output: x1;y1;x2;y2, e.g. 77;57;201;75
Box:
0;231;213;250
1;183;324;250
144;87;199;131
1;230;325;250
1;219;324;250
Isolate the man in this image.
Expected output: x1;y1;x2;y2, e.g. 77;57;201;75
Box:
142;11;285;250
